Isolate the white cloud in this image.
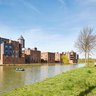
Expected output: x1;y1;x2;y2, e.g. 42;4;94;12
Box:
0;0;2;4
0;24;74;52
0;24;96;58
20;0;40;14
57;0;65;4
76;0;96;6
0;0;40;14
84;0;96;3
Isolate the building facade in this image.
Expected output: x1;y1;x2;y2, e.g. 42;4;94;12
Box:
0;36;79;64
24;47;41;63
41;52;55;63
68;51;79;64
61;51;79;64
18;35;25;48
0;37;25;64
55;52;62;63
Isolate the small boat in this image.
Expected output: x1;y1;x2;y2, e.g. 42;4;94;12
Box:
16;68;25;71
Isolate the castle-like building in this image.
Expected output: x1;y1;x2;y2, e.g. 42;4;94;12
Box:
0;36;79;64
0;36;25;64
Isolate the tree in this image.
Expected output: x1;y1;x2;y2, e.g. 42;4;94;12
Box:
61;55;69;64
75;27;96;65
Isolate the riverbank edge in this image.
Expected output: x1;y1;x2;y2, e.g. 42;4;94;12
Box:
0;63;41;66
2;66;96;96
0;63;71;66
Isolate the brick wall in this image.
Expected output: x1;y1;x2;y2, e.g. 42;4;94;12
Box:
24;48;41;63
41;52;55;63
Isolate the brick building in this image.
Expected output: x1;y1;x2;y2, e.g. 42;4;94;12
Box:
41;52;55;63
18;35;25;48
62;51;79;64
68;51;79;64
0;36;79;64
24;47;41;63
55;52;62;63
0;37;25;64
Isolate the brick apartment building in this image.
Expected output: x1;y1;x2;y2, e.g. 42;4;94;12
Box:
0;36;79;64
24;47;41;63
0;37;25;64
69;51;79;64
55;52;62;63
62;51;79;64
41;52;55;63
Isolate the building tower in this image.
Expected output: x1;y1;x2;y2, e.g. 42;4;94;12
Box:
18;35;25;48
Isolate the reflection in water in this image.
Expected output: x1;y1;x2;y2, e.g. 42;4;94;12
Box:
0;66;3;81
40;65;48;80
54;65;61;75
24;66;41;85
0;66;25;94
0;66;4;91
0;64;84;94
48;66;55;77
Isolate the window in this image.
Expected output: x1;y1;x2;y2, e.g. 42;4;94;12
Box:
9;51;12;56
9;46;12;50
5;51;8;55
15;51;19;58
70;52;73;55
5;45;8;50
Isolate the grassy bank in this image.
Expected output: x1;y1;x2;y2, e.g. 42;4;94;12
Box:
2;66;96;96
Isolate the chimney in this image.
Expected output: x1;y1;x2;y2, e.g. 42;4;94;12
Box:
34;47;37;51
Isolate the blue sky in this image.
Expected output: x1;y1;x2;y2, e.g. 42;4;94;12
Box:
0;0;96;57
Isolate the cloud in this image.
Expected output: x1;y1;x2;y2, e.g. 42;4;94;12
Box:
0;0;2;4
0;24;75;52
57;0;65;4
20;0;40;14
83;0;96;3
0;0;40;14
76;0;96;6
57;0;67;8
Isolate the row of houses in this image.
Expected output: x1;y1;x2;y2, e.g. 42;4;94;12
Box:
0;36;79;64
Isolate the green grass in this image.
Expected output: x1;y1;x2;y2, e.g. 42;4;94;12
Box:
2;66;96;96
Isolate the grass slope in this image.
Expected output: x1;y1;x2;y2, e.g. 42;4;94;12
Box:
2;67;96;96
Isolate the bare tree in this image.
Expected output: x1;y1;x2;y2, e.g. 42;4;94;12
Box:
75;27;96;65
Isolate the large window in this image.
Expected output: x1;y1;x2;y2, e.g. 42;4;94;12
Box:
4;44;13;56
5;45;8;50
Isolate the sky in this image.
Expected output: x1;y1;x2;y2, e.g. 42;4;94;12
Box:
0;0;96;58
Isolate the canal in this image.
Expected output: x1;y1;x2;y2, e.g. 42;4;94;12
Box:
0;64;84;94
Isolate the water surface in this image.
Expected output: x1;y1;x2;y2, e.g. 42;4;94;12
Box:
0;64;84;94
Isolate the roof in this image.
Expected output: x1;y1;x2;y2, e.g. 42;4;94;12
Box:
18;35;24;40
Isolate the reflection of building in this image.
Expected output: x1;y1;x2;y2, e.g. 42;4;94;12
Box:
55;52;62;63
41;52;55;63
0;37;25;64
24;47;41;63
0;66;3;84
54;65;61;75
40;65;48;79
62;51;79;64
